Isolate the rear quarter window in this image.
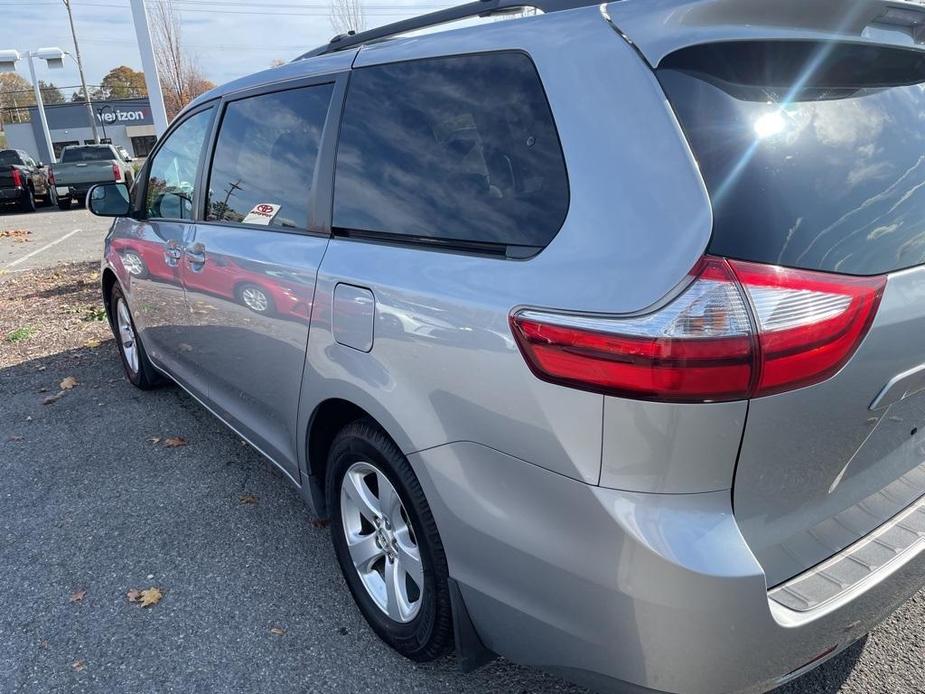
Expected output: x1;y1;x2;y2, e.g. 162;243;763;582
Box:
659;42;925;276
333;51;569;253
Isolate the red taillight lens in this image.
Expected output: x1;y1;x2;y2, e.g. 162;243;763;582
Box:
728;259;885;397
112;163;122;182
10;168;22;187
48;169;55;185
511;257;756;403
511;256;886;403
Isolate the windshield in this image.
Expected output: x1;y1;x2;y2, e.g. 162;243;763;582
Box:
0;150;23;166
60;146;114;163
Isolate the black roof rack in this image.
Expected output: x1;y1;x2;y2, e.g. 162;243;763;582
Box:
295;0;600;60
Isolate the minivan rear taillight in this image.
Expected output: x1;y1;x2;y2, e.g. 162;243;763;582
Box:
112;163;122;182
510;256;885;402
10;168;22;187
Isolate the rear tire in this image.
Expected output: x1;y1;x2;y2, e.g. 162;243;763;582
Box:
40;186;56;207
109;283;162;389
326;419;453;662
57;197;72;211
20;186;36;213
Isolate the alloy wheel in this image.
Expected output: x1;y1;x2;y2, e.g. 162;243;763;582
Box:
340;461;424;623
115;298;139;374
241;286;269;313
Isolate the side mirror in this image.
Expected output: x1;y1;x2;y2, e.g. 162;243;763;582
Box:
88;182;131;217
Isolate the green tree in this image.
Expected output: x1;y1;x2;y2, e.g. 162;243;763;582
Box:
38;81;65;105
100;66;147;99
70;85;105;103
0;73;35;123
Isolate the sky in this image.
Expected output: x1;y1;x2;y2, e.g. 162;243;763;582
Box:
2;0;458;96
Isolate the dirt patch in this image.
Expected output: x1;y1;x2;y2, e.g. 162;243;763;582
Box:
0;261;113;368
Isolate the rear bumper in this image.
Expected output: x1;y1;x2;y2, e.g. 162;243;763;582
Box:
0;186;24;202
409;442;925;694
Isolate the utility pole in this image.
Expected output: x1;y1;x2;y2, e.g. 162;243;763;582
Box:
62;0;100;143
129;0;169;136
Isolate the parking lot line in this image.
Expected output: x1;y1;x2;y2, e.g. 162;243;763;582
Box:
2;228;82;270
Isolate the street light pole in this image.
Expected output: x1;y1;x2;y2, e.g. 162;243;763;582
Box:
24;52;56;164
62;0;100;143
129;0;169;136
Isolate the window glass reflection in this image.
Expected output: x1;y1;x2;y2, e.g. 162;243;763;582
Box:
146;108;213;220
333;52;570;249
207;84;334;230
660;43;925;276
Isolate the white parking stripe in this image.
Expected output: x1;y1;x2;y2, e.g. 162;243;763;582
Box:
2;228;82;270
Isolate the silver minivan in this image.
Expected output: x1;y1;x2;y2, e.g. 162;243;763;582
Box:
90;0;925;691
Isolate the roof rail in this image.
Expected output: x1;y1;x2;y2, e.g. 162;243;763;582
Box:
294;0;601;60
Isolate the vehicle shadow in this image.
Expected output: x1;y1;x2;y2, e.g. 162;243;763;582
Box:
771;637;868;694
0;343;884;694
0;345;586;694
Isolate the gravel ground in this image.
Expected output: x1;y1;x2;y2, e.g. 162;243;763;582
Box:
0;262;922;694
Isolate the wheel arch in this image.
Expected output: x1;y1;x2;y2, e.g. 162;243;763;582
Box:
101;267;119;328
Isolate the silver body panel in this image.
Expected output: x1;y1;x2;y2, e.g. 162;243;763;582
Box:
98;3;925;692
734;265;925;586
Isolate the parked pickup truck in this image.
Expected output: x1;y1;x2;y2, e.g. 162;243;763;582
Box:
52;145;134;211
0;149;55;213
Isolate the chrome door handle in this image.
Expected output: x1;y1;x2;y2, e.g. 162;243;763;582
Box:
164;245;182;264
185;247;206;268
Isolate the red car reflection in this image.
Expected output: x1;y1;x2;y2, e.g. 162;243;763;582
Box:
110;237;310;321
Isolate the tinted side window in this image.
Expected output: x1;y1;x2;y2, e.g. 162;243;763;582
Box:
206;84;334;230
334;52;569;250
146;108;213;220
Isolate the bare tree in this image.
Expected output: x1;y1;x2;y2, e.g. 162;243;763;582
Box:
329;0;366;35
149;0;215;119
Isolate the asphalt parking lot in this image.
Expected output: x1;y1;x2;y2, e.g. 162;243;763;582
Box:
1;206;111;273
0;211;923;693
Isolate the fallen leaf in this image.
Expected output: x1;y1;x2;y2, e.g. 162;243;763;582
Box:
36;365;46;372
69;589;86;603
59;376;78;390
239;494;258;505
163;436;187;448
0;229;31;242
83;338;101;349
71;659;86;672
6;435;23;442
38;640;48;649
139;587;163;607
269;626;286;636
310;518;330;529
42;391;64;405
126;590;141;604
147;436;162;445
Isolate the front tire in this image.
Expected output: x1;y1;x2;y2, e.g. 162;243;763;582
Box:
109;283;162;389
327;420;453;662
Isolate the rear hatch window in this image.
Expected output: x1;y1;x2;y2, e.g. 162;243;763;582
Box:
658;41;925;276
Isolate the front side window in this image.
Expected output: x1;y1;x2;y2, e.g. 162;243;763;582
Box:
206;83;334;230
333;52;569;251
145;108;213;220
